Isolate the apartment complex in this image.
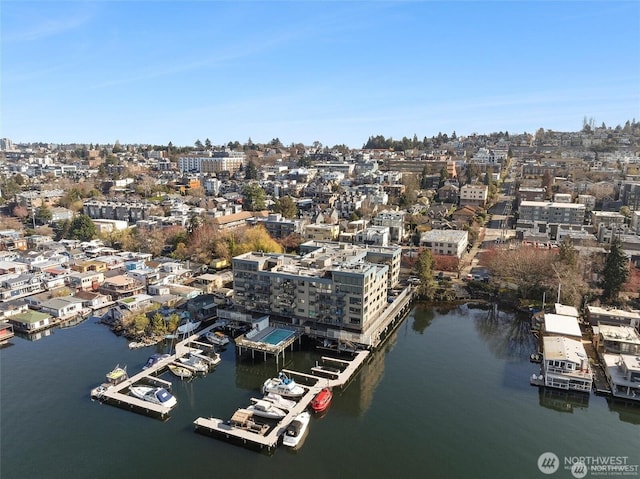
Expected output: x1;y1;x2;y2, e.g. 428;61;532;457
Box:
519;201;586;226
232;242;401;339
178;151;245;174
419;229;469;258
372;210;406;242
459;184;488;207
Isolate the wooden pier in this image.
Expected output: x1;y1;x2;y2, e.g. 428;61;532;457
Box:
90;326;221;419
193;350;369;451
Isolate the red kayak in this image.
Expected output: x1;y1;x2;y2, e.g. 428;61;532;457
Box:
310;387;333;413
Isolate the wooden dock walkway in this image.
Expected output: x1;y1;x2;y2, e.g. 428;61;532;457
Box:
194;350;370;450
90;328;221;419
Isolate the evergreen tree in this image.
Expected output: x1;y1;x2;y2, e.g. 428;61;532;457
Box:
273;196;298;219
600;237;629;303
35;205;52;225
244;159;258;180
68;214;97;241
242;183;266;211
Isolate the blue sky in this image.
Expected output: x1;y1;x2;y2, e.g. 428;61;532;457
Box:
2;1;639;148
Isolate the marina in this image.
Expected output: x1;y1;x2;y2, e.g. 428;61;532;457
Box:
3;304;639;479
90;325;222;419
193;351;369;451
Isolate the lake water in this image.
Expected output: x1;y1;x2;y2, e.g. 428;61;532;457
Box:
1;303;638;479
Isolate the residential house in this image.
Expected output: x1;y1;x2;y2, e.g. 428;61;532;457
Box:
68;271;105;292
73;291;112;311
39;296;84;319
0;273;45;302
586;306;640;329
372;210;406;242
541;336;592;392
98;275;146;300
8;310;51;333
355;227;390;247
437;184;459;203
0;300;29;320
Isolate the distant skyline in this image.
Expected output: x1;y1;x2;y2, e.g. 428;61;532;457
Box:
3;1;639;148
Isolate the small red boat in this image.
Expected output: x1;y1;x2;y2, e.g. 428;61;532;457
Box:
310;387;333;413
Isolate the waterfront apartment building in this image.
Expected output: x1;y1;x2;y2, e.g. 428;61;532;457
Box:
299;241;401;289
232;242;400;339
518;201;586;226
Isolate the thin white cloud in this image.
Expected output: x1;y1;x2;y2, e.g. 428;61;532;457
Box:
3;6;95;43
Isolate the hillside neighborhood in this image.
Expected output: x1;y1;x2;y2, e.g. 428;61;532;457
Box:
1;122;640;350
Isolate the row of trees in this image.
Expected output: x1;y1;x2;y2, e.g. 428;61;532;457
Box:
413;237;632;307
363;132;458;151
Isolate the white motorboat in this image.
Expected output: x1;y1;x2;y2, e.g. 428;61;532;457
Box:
168;364;193;379
206;331;230;346
247;399;287;419
178;353;208;372
262;392;297;411
129;385;177;409
262;372;305;398
176;319;202;336
282;411;310;448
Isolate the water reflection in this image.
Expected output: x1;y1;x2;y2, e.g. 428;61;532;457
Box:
15;329;52;341
607;398;640;425
473;303;537;360
410;305;435;334
538;386;590;413
337;335;391;416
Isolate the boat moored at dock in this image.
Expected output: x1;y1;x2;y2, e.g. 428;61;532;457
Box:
310;387;332;413
206;331;230;347
282;411;310;449
247;399;287;419
168;363;193;379
262;393;297;411
106;364;128;385
262;372;305;398
129;386;177;409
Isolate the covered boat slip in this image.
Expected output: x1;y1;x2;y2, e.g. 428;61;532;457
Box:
193;350;370;451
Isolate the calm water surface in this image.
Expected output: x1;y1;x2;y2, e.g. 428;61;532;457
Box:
1;304;638;479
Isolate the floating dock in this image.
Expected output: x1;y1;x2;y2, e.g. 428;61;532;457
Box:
194;350;370;451
90;326;221;419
